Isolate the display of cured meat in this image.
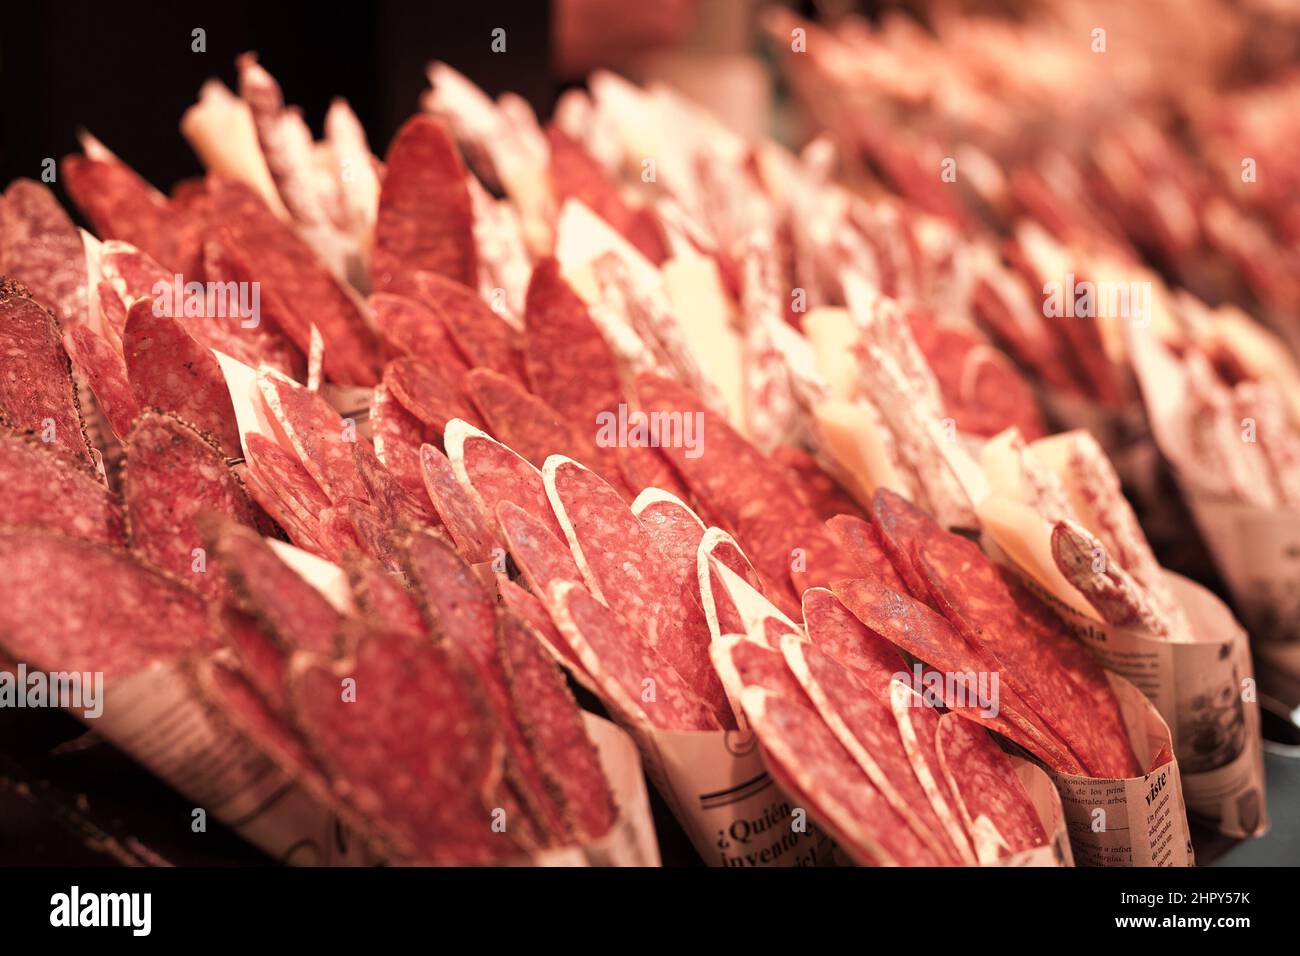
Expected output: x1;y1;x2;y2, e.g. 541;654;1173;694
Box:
5;37;1261;872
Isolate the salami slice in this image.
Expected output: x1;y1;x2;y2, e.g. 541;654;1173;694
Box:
496;577;592;689
243;432;330;541
421;443;497;562
498;611;618;841
935;712;1049;861
290;626;513;864
871;487;943;602
800;587;906;690
402;531;565;847
1051;519;1168;635
826;513;909;593
738;686;943;866
547;581;721;731
372;116;477;295
348;499;404;571
197;239;304;379
830;576;1085;775
369;291;469;382
0;529;215;679
122;298;241;457
783;635;971;864
207;174;380;385
465;366;597;471
384;356;481;433
616;441;691;502
496;501;583;599
257;368;368;503
413;271;522;381
352;441;435;528
344;553;426;640
0;179;87;327
444;419;564;540
203;518;342;656
630;488;706;599
63;325;140;441
124;411;263;598
215;605;290;712
0;279;94;465
0;430;124;545
369;382;433;500
771;445;866;523
315;504;363;562
544;455;733;727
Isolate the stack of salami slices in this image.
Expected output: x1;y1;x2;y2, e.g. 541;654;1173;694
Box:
0;54;1156;866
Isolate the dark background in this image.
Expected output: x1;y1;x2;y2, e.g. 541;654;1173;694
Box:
1;1;553;194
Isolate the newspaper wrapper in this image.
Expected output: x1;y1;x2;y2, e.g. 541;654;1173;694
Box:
988;530;1266;840
998;757;1074;867
1126;324;1300;720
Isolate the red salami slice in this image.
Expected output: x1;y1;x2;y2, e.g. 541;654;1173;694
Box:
316;504;363;561
465;366;599;471
826;513;909;593
0;430;124;545
634;373;855;600
783;636;971;864
97;240;174;306
630;488;706;600
369;291;469;381
496;501;583;601
829;577;1085;775
215;605;290;712
95;281;128;337
196;239;304;379
352;441;435;527
421;443;497;562
936;712;1049;861
498;610;618;840
523;259;623;437
0;529;215;679
206;174;380;385
243;432;330;543
257;368;368;503
290;625;513;863
122;298;241;456
63;325;140;441
915;538;1139;778
496;576;590;686
800;587;906;690
0;280;94;465
0;179;87;327
348;499;404;571
771;445;866;523
616;441;691;502
545;455;733;727
548;581;721;730
413;271;522;381
344;553;426;640
871;487;943;602
739;686;943;866
384;356;481;434
124;411;262;597
203;518;342;656
445;419;564;540
402;531;565;847
372;116;477;295
369;382;433;500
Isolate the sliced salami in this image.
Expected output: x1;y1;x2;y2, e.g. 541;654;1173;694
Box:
344;553;427;640
369;291;469;382
257;368;368;503
0;179;87;327
421;443;497;562
465;366;597;471
444;419;564;540
413;271;522;381
369;382;433;500
771;445;866;523
496;577;592;689
215;606;290;712
826;513;909;593
0;430;125;545
63;324;140;441
243;432;330;540
384;356;481;433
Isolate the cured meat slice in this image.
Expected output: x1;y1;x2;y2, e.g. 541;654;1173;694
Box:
830;577;1084;775
739;686;943;866
616;441;691;502
202;519;342;656
914;537;1140;778
0;529;216;679
196;239;304;379
122;298;241;457
498;611;618;841
62;325;140;441
215;606;290;712
384;356;481;433
496;577;591;686
124;411;263;598
445;419;564;540
888;681;982;865
0;179;87;327
257;368;368;504
0;280;94;465
496;501;583;597
936;712;1049;861
871;487;943;602
347;499;404;571
351;442;434;528
544;455;732;727
800;587;906;690
344;553;426;639
465;366;598;471
1051;519;1168;635
633;373;855;600
771;445;866;523
207;174;380;385
783;636;972;864
372;116;477;295
547;581;721;731
243;432;329;537
631;488;706;600
369;383;432;500
315;504;362;561
413;271;522;381
547;126;667;264
402;531;564;846
0;430;125;545
369;292;469;381
826;513;908;593
421;443;496;562
290;626;513;864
